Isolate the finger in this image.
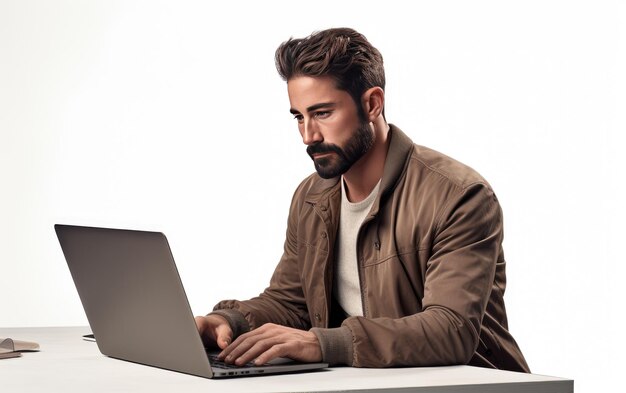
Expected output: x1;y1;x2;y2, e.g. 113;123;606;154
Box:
220;330;277;364
232;337;283;366
218;331;251;359
195;315;232;349
218;323;280;361
194;316;204;330
194;316;215;347
219;331;264;361
253;343;292;366
214;323;233;350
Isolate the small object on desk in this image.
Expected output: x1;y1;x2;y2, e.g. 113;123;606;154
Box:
82;333;96;342
0;338;40;360
0;350;22;359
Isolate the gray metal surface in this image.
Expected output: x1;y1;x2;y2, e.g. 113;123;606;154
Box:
55;224;215;378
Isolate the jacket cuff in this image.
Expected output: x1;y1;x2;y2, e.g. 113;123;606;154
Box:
310;326;354;366
209;309;250;338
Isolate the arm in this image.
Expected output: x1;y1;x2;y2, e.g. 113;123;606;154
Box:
313;183;502;367
210;181;311;337
201;181;325;365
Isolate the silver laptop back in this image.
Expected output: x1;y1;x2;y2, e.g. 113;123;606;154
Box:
55;224;214;378
55;224;328;378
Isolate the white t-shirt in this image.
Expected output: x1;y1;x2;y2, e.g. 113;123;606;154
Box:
334;177;381;317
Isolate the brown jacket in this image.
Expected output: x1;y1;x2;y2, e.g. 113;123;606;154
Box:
213;124;529;372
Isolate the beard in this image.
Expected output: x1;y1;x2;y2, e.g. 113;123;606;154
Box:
306;121;375;179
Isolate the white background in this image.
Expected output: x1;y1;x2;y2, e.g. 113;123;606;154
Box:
1;0;624;391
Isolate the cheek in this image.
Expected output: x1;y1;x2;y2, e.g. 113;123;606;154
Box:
328;117;359;143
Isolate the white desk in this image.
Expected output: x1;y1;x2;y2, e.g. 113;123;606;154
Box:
0;327;572;393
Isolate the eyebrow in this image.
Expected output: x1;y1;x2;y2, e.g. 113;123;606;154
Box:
289;102;336;115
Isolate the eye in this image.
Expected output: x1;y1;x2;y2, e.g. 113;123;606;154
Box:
293;114;304;123
314;111;331;119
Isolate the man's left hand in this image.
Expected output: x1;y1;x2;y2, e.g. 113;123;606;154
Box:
217;323;322;366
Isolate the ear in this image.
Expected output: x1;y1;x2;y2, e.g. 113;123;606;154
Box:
361;87;385;122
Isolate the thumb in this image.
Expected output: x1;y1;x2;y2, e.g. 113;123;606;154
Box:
215;323;233;350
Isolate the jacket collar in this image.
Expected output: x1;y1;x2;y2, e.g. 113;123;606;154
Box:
304;124;414;212
378;124;414;199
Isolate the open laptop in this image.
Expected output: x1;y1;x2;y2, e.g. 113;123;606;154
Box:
54;224;328;378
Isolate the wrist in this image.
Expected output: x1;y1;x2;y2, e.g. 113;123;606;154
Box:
310;326;354;366
209;309;250;338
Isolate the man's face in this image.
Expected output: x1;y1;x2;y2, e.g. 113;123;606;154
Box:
287;76;374;179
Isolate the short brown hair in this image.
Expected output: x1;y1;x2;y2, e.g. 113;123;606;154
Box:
275;28;385;117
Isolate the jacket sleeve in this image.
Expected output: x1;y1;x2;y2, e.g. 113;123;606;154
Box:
211;181;311;337
312;183;501;367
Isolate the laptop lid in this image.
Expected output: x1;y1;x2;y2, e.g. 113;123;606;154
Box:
55;224;215;378
55;224;328;379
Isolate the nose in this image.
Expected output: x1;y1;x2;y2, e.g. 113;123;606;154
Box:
301;119;322;146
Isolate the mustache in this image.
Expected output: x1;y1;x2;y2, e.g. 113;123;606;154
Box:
307;143;345;158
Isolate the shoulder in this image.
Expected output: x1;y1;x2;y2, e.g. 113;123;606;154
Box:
404;144;503;233
407;144;493;193
386;124;493;196
398;143;501;229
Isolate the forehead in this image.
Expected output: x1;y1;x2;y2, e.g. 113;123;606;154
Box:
287;76;353;111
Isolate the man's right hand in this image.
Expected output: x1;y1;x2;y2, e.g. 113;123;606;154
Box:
194;314;233;350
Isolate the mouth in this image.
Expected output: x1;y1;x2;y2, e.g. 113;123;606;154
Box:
312;152;334;159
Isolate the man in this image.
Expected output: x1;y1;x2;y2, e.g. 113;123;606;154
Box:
195;27;529;372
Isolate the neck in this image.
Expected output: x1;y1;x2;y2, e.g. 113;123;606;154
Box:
342;118;390;203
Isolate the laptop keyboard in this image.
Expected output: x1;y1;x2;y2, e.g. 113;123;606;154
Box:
208;354;255;369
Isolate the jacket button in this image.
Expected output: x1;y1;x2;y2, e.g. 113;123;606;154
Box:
314;313;321;322
321;232;327;239
374;242;380;250
320;206;327;211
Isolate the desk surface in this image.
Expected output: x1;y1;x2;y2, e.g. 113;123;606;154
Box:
0;326;572;393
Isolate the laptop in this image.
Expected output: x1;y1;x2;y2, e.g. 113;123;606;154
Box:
54;224;328;378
